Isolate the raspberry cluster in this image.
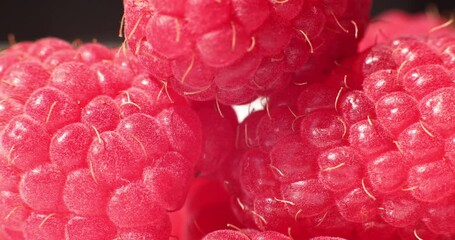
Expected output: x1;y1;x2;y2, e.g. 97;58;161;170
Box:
123;0;371;105
223;34;455;239
1;2;455;239
0;38;204;239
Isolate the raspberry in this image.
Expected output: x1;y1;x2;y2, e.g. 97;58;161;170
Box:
181;178;241;239
317;146;364;192
124;0;372;104
419;87;455;137
0;191;30;231
281;179;333;218
270;136;318;183
202;230;250;240
367;151;408;194
114;221;172;240
19;164;67;212
63;169;110;216
143;152;193;211
24;87;81;133
379;192;424;228
0;38;203;239
81;95;121;132
107;182;166;228
49;62;101;105
222;31;455;239
2;115;51;171
1;61;49;103
49;123;92;173
23;212;67;240
424;196;455;234
194;102;238;176
65;216;116;240
360;11;455;51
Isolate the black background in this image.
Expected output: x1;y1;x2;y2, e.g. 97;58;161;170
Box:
0;0;454;44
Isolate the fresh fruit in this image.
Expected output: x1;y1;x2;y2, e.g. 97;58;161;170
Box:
123;0;372;105
193;102;238;176
223;32;455;239
360;10;455;51
0;38;203;239
201;229;348;240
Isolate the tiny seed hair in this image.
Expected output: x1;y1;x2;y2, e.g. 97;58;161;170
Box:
274;197;295;206
181;54;195;84
330;10;349;33
294;209;303;222
244;124;252;148
315;211;329;227
120;91;142;110
270;164;285;177
39;213;56;228
247;36;256;52
294;81;308;86
367;115;373;126
226;223;242;231
396;60;408;84
231;21;237;51
343;75;350;89
362;178;377;201
321;162;346;172
402;186;418;191
45;101;58;124
288;227;295;240
118;14;125;38
183;84;212;96
175;18;181;43
351;20;359;39
429;17;454;33
414;229;424;240
7;145;15;165
89;158;99;185
335;87;344;112
236;197;246;211
132;135;147;158
215;96;225;118
394;141;404;154
251;211;268;225
419;121;435;138
4;205;21;220
297;30;314;53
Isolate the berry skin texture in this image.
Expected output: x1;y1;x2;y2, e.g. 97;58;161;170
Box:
124;0;372;104
65;216;116;240
107;182;165;228
0;38;204;239
63;169;110;216
202;230;250;240
23;212;67;240
1;115;51;171
223;31;455;239
19;164;67;212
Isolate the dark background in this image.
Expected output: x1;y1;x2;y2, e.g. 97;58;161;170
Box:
0;0;454;44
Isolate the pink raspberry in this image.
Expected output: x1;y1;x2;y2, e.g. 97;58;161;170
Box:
360;10;455;51
222;31;455;239
0;38;204;239
123;0;372;105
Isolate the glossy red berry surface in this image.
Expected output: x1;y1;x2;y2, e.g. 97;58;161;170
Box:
222;30;455;239
123;0;372;105
0;38;203;239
